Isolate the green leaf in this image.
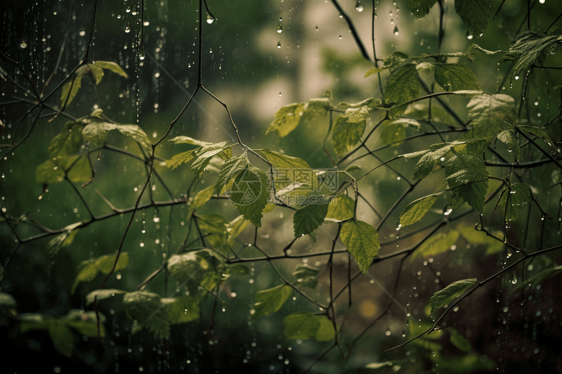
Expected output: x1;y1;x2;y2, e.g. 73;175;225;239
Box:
434;64;481;91
227;215;251;246
113;124;153;155
85;289;127;305
380;118;421;146
190;142;229;177
364;66;388;78
293;202;329;238
315;315;336;341
467;94;517;140
60;75;83;107
167;149;197;169
167;251;210;283
501;32;562;80
399;193;440;227
405;0;438;18
252;284;293;321
515;265;562;290
517;125;554;148
82;120;152;155
123;291;170;339
293;264;319;289
230;166;270;227
448;327;472;353
0;292;17;326
384;64;421;118
72;253;129;294
46;224;81;258
455;0;491;35
283;312;321;340
345;165;361;173
340;220;380;273
224;264;250;277
169;136;212;147
301;98;330;123
189;185;215;215
161;296;200;324
48;322;75;357
36;160;65;184
67;156;92;183
93;61;129;78
266;103;306;137
326;195;355;221
215;153;248;194
411;230;460;262
332;107;370;157
497;130;520;159
496;183;532;221
256;149;314;187
445;154;489;214
48;121;84;159
429;278;478;313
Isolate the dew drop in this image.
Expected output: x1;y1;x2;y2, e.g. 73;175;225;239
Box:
277;24;283;33
355;1;364;12
393;26;399;36
206;12;215;24
277;41;281;48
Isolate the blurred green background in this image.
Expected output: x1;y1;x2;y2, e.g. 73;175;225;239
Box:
1;0;562;372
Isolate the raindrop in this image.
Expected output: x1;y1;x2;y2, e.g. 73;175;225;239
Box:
277;41;281;48
279;92;282;97
277;24;283;33
279;16;283;21
385;329;391;336
355;1;364;12
143;21;150;26
79;30;86;36
339;35;342;39
125;24;131;33
539;0;545;4
515;75;520;80
339;13;343;18
393;26;399;36
467;32;473;40
20;41;28;49
315;25;318;31
512;274;517;284
206;12;215;24
443;206;453;216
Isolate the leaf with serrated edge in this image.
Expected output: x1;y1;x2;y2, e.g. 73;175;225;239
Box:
341;220;380;273
293;202;329;238
405;0;438;18
230;166;270;227
216;153;248;194
332;107;370;157
189;185;215;215
455;0;490;35
434;64;481;91
326;195;355;221
384;64;421;118
123;291;170;339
